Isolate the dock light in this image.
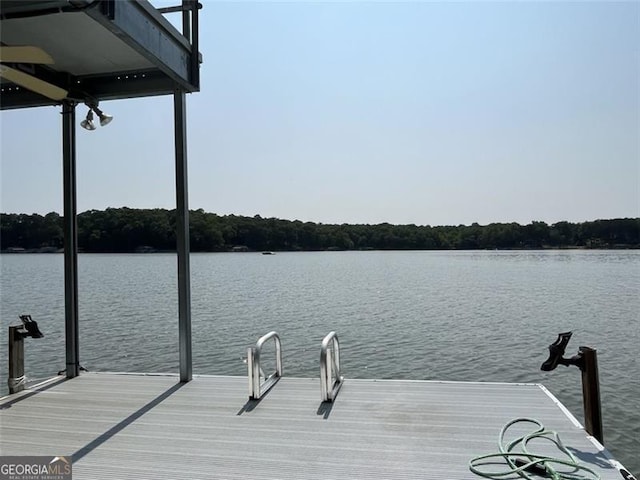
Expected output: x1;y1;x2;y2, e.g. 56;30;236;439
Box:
93;105;113;126
81;102;113;130
80;109;96;131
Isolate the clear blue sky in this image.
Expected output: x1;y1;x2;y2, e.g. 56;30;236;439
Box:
1;1;638;226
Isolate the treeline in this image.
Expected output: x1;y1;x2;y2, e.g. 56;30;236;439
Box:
1;208;638;252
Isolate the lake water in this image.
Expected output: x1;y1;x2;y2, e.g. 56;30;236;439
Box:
1;250;639;473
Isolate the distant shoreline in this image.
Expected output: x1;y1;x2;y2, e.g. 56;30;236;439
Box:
2;245;638;254
2;209;638;253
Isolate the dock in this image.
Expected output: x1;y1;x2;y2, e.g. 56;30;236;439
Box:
0;3;634;478
0;373;627;479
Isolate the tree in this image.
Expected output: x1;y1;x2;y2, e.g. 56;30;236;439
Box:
2;208;638;252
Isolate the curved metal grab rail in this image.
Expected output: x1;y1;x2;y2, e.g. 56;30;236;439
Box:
320;331;344;402
247;331;282;400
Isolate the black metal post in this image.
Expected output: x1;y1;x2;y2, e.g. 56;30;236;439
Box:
62;101;80;379
179;1;199;90
580;346;604;444
181;0;191;41
190;0;199;90
174;90;192;383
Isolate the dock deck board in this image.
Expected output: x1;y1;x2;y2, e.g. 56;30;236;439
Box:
0;373;626;479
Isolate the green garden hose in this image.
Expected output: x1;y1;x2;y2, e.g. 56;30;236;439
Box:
469;418;600;480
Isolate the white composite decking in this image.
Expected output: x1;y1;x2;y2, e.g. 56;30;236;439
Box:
0;373;628;479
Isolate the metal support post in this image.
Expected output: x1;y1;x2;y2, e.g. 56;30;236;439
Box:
180;1;200;90
62;101;80;379
181;0;191;41
190;0;200;90
174;90;192;382
580;346;603;444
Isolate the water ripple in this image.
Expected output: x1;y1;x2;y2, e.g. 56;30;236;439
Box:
1;250;638;473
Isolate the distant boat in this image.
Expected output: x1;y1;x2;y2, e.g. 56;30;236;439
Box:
261;251;275;255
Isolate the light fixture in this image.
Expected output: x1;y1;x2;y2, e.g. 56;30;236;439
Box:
93;105;113;126
80;101;113;131
80;109;96;131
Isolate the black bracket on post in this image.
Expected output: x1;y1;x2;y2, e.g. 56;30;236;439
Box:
16;314;44;339
540;332;603;444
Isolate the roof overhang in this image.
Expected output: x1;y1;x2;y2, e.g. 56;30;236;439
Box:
0;0;201;109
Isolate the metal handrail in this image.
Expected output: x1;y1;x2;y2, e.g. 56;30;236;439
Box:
247;331;282;400
320;331;344;402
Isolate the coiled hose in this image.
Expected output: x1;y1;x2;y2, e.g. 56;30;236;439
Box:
469;418;600;480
